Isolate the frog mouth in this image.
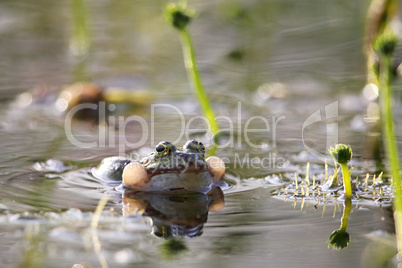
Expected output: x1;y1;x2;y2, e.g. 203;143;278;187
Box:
122;156;225;191
145;153;208;175
147;160;207;175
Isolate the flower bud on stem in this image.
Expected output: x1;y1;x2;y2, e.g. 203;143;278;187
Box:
329;144;353;199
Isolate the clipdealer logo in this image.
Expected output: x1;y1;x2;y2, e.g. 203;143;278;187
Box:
302;101;339;164
63;101;338;167
63;102;288;169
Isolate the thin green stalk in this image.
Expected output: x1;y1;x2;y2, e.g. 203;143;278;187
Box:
368;1;401;254
91;194;110;268
179;29;219;137
341;164;352;199
340;198;352;232
364;0;400;177
71;0;91;81
378;52;402;253
164;2;220;140
71;0;91;56
91;194;110;229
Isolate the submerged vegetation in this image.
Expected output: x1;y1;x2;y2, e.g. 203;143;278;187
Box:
275;157;391;206
160;238;189;259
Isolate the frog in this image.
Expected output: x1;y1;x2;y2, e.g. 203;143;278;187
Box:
92;140;225;194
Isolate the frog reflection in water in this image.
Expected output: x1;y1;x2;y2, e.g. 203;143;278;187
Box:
93;140;226;193
122;187;225;237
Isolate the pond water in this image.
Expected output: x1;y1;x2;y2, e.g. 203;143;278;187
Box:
1;0;402;267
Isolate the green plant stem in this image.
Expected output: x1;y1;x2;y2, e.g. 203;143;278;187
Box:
341;163;352;199
179;28;220;138
71;0;91;81
340;198;352;232
379;55;402;253
71;0;91;53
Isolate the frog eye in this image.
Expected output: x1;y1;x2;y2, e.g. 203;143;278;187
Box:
184;140;205;154
155;144;169;156
155;141;176;156
194;141;205;154
155;144;166;153
197;141;205;153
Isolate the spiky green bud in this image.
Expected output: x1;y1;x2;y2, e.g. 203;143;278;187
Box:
329;144;353;165
327;229;350;250
164;2;194;31
374;30;397;57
